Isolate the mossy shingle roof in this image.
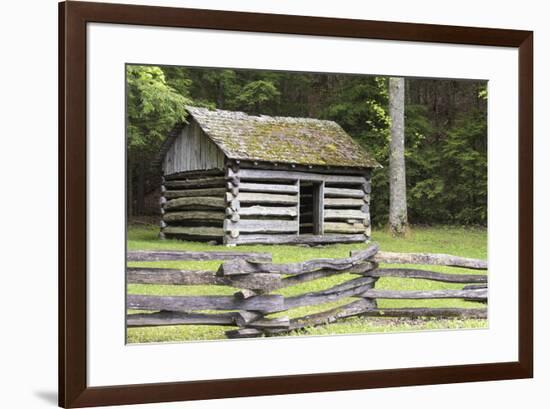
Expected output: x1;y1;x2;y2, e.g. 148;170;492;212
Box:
185;106;380;168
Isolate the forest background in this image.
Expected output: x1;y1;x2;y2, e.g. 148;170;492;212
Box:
126;65;488;227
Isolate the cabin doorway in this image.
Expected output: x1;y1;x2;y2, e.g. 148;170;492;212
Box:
299;181;324;235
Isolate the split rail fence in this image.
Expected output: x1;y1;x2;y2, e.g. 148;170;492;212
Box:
127;245;488;338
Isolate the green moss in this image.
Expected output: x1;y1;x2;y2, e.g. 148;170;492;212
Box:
186;106;381;168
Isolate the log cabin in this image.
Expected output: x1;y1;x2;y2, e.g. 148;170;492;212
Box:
158;106;380;246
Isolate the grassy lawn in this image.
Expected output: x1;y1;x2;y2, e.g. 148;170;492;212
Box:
127;225;487;343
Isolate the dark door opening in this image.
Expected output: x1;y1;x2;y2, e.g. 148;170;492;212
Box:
299;181;324;235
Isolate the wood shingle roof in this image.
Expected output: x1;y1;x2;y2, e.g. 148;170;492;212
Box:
185;106;380;169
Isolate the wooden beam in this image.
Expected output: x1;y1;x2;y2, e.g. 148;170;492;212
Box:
324;222;366;233
127;267;281;290
163;226;224;237
361;288;487;301
324;198;364;208
227;233;368;245
324;187;365;198
239;205;298;217
163;211;225;222
313;181;324;235
127;294;285;313
164;168;225;180
238;182;298;194
224;219;298;234
237;168;366;184
127;250;271;262
164;176;226;189
283;277;377;310
238;192;299;205
368;268;487;283
368;251;488;270
164;188;226;199
127;311;236;327
324;209;367;220
164;196;226;210
219;244;378;276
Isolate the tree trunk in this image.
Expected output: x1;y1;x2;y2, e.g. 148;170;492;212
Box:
388;77;408;236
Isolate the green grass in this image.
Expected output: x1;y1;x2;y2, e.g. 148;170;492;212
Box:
127;225;487;343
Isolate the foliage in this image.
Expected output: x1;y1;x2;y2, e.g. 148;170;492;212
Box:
126;225;487;343
126;66;189;155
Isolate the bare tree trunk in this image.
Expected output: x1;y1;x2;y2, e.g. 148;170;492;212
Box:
389;77;409;236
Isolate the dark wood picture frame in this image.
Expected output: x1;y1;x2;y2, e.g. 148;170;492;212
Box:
59;1;533;407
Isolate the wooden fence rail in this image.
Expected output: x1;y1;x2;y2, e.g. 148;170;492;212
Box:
127;245;488;338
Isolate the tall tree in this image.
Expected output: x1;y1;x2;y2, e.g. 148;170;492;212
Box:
388;77;409;235
126;65;190;216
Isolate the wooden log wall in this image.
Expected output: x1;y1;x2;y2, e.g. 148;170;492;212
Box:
160;169;226;241
224;163;301;245
223;166;371;245
127;246;488;338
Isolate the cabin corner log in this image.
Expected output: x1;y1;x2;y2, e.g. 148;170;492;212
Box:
127;250;272;262
218;244;379;276
368;251;488;270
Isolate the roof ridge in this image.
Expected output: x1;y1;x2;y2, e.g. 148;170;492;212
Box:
185;105;339;125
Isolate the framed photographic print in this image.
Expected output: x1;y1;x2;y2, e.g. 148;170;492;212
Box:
59;1;533;407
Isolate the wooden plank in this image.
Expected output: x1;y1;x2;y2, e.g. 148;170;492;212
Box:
164;188;226;199
219;244;378;276
324;198;364;208
164;168;225;180
224;219;298;234
368;268;487;284
238;182;298;194
225;328;264;338
236;168;366;184
227;233;368;245
127;250;271;262
324;209;367;220
324;187;365;198
127;311;236;327
127;267;282;290
368;251;488;270
164;196;225;210
283;298;377;331
268;304;487;333
324;222;366;233
164;176;226;189
247;317;290;330
313;182;324;235
277;262;376;290
359;307;487;319
239;205;298;217
361;288;488;300
163;211;225;222
127;294;285;313
163;226;224;237
283;277;377;310
238;192;298;205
